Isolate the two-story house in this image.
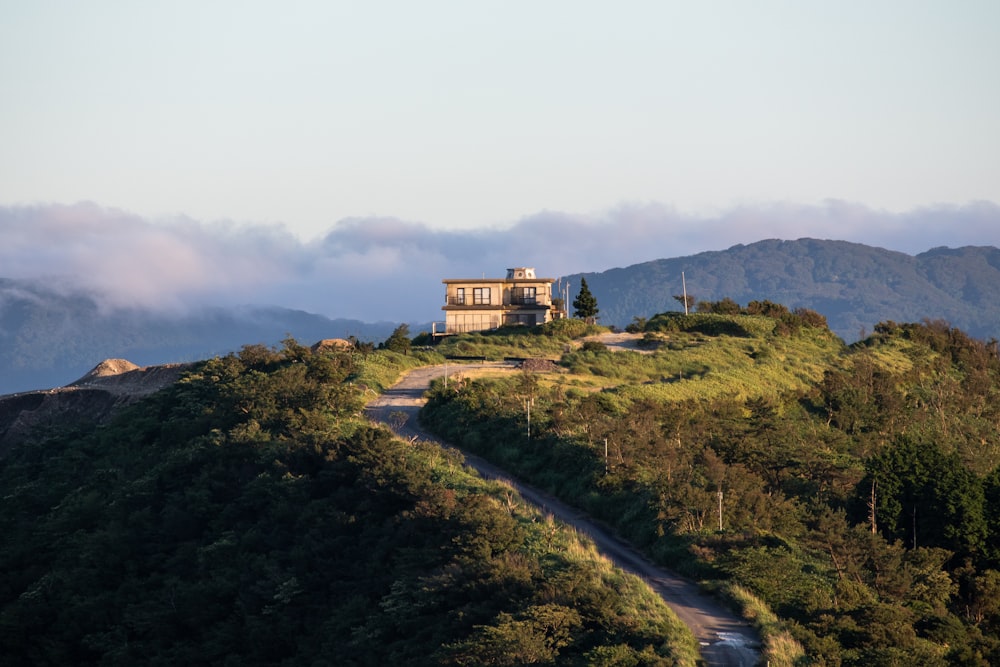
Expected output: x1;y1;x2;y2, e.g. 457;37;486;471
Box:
440;267;560;334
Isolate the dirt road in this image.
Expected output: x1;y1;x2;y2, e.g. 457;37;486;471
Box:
365;364;761;667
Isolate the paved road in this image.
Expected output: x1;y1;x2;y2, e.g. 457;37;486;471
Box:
365;364;761;667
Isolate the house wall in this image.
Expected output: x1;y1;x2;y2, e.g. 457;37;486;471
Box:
441;275;557;334
445;310;503;333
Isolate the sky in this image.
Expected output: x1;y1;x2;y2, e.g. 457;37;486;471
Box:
2;2;999;323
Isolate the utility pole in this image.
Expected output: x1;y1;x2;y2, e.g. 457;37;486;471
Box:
717;489;723;531
868;479;877;534
682;271;689;315
525;398;531;439
604;438;609;475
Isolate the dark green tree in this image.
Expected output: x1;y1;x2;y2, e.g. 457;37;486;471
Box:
572;278;599;322
383;323;412;354
864;436;986;557
673;294;696;311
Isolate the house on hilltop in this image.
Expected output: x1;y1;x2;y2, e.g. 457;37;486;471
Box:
439;267;564;334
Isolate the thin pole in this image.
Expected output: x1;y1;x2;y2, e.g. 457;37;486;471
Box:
682;272;689;315
717;490;723;531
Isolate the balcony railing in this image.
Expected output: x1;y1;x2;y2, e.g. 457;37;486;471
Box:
448;295;550;307
448;296;497;306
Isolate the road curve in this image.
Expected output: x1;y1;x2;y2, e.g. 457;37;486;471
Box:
365;364;761;667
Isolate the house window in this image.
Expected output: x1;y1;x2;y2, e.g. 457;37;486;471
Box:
512;286;536;305
473;287;490;305
504;313;536;326
454;288;465;305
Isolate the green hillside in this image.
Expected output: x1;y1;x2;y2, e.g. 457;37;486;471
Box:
563;240;1000;342
0;340;696;666
422;310;1000;665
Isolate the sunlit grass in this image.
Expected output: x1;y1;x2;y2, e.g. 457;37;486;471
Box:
431;322;607;361
865;340;918;374
718;582;805;667
562;324;845;404
430;316;848;406
351;349;443;392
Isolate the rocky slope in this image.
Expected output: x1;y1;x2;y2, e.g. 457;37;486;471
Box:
0;359;191;455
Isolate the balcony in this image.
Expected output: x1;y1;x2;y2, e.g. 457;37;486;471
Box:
447;296;495;306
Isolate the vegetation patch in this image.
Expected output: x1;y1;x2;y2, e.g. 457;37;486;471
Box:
0;339;698;666
421;313;1000;665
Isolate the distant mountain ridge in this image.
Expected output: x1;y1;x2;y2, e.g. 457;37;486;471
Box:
0;279;405;394
4;239;999;394
563;239;1000;342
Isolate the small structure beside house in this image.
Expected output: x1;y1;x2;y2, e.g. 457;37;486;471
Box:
439;267;562;334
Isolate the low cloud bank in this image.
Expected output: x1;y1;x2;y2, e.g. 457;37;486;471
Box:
3;200;998;324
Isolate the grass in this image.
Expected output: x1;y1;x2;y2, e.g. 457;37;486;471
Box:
426;315;847;407
863;339;919;374
431;321;607;361
350;348;443;392
716;582;806;667
563;325;846;404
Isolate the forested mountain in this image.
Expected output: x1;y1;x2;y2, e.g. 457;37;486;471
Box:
0;340;695;666
563;240;1000;342
0;278;403;394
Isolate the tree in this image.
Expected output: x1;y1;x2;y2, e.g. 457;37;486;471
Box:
696;297;741;314
864;436;986;557
572;278;599;322
673;294;696;312
383;324;411;354
625;316;647;333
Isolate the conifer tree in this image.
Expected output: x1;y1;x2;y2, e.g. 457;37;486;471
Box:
572;278;599;322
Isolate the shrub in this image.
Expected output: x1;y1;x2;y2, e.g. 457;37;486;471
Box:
625;316;647;333
536;318;604;339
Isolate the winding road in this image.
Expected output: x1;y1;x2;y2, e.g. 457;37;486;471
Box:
365;364;761;667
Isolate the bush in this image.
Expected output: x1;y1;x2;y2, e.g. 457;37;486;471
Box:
793;307;829;329
625;316;647;333
536;318;604;339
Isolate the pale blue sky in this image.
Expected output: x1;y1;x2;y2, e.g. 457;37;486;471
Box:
2;1;998;239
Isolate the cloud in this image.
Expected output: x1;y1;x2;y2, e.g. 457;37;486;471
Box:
2;200;999;324
0;202;303;312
